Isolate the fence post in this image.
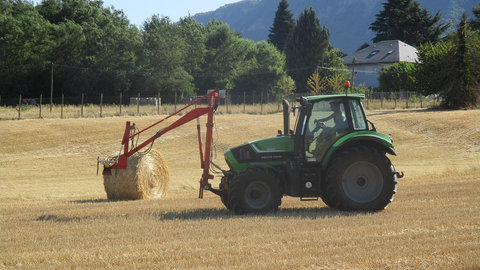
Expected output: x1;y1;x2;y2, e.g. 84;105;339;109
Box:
61;93;64;119
365;91;370;109
119;92;122;116
50;62;53;112
137;92;140;115
225;91;228;113
381;92;384;109
39;94;42;118
157;92;160;115
394;93;397;110
18;94;22;120
81;93;84;118
100;93;104;118
420;96;423;108
243;91;246;113
0;95;2;107
261;92;264;114
174;91;177;112
406;92;409;109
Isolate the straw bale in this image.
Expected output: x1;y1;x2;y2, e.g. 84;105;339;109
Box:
103;149;169;200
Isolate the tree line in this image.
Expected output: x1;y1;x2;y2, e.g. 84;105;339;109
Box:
0;0;347;104
1;0;288;102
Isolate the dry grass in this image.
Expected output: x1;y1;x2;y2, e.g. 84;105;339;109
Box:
0;108;479;269
0;103;285;120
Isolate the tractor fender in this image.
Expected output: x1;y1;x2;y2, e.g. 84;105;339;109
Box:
321;132;396;170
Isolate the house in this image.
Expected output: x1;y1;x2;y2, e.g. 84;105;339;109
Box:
342;40;418;88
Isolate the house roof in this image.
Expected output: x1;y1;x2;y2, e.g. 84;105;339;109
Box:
343;40;418;65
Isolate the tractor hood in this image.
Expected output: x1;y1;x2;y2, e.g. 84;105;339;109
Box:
224;136;294;172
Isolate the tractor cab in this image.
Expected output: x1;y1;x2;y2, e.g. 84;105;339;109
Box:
293;94;371;164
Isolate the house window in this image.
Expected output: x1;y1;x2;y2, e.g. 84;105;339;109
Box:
367;50;379;58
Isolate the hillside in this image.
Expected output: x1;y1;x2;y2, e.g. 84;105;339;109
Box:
194;0;478;53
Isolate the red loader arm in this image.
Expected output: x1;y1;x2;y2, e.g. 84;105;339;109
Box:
98;89;220;198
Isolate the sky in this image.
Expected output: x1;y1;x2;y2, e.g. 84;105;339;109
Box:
33;0;241;26
103;0;241;25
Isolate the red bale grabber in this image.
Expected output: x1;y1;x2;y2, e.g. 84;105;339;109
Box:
97;88;220;198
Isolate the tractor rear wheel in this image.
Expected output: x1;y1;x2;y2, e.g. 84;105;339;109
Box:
228;167;282;214
325;146;397;211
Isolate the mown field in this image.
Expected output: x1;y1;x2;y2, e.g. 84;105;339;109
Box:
0;108;479;269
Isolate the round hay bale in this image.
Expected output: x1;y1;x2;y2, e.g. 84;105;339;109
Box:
103;149;169;200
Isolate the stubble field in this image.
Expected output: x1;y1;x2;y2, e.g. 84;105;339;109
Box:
1;108;479;269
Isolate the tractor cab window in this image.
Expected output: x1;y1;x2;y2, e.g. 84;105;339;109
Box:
304;99;349;162
348;99;368;130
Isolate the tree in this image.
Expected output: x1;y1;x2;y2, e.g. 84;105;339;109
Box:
198;20;282;92
276;75;296;100
444;13;479;108
36;0;142;97
198;20;243;90
415;40;453;96
369;0;448;46
307;72;327;94
0;0;52;97
378;62;416;92
178;16;206;91
285;7;329;93
325;74;345;93
416;13;480;108
142;15;193;97
319;45;349;81
268;0;295;53
233;41;286;96
470;5;480;32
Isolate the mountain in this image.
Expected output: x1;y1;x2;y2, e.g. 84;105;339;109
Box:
193;0;478;54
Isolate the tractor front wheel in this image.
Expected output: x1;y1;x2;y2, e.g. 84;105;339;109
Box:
228;167;282;214
219;180;231;209
325;146;397;211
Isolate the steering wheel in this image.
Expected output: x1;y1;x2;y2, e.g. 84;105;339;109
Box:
309;120;325;134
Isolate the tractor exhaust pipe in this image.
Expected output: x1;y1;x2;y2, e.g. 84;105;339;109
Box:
282;99;290;136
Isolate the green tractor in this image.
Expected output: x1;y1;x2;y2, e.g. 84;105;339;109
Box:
213;94;403;214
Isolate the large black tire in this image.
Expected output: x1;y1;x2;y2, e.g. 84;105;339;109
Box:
220;194;230;209
324;146;397;211
219;185;231;210
228;167;282;214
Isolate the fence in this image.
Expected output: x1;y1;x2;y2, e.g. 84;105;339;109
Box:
0;91;438;120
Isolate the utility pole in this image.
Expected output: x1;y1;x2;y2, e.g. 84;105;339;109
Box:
350;57;356;92
50;62;53;112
